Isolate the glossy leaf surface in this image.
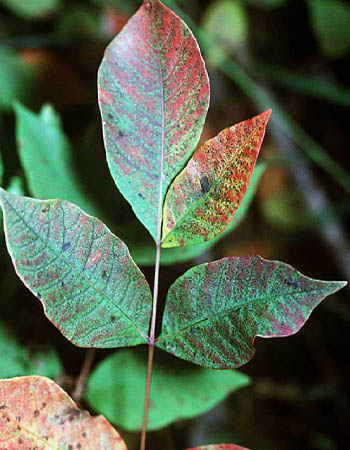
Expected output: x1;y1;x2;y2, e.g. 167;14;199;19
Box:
162;110;271;247
85;348;249;431
0;376;127;449
157;255;347;368
0;323;62;379
186;445;251;450
0;189;152;348
15;102;103;218
99;0;209;240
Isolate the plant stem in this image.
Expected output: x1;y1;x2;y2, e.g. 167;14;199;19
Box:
72;348;96;403
140;241;162;450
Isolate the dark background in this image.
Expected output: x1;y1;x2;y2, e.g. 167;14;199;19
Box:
0;0;349;449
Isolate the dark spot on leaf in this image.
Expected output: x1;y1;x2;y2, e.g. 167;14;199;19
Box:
108;113;114;119
68;446;73;450
285;279;300;287
17;425;21;430
82;432;87;438
62;242;71;252
37;292;41;299
18;438;23;444
7;417;10;422
102;270;107;278
118;130;124;138
0;404;5;409
33;410;40;417
145;1;152;12
110;315;116;322
41;205;50;213
138;192;145;200
77;444;82;449
200;176;211;194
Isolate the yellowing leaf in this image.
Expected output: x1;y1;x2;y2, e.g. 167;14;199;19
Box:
0;376;127;449
162;110;271;247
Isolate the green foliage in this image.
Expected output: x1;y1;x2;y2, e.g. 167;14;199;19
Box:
14;103;104;218
0;0;61;19
0;323;62;379
0;189;152;348
85;348;250;431
0;48;34;112
157;255;346;368
308;0;350;58
202;0;248;64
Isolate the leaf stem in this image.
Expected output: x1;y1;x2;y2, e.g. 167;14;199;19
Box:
140;241;162;450
72;348;96;403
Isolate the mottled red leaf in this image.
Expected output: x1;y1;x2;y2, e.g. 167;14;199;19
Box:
162;110;271;247
0;189;152;348
0;376;127;449
98;0;210;241
157;255;347;368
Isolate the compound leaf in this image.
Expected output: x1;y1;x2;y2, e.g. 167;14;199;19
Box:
85;348;249;431
0;189;152;348
162;110;271;247
0;376;127;449
157;255;347;368
185;445;251;450
98;0;209;240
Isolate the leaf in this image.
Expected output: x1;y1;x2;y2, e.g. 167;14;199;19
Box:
0;322;62;379
0;189;152;348
14;102;104;219
132;163;266;266
85;348;249;431
308;0;350;59
202;0;248;65
0;48;34;111
161;110;271;248
185;445;251;450
156;255;347;368
0;0;61;19
98;0;210;240
0;376;127;449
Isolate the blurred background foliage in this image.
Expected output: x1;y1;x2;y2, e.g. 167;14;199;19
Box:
0;0;349;449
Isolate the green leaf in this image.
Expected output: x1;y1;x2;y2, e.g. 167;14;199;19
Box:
202;0;248;65
0;48;34;112
132;163;266;266
0;0;61;19
308;0;350;58
98;0;210;240
0;376;127;449
162;110;271;248
0;189;152;348
85;348;250;431
157;255;347;368
0;322;62;379
14;103;103;219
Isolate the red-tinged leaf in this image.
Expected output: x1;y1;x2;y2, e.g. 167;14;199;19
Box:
0;188;152;348
156;255;347;368
0;376;127;449
185;445;251;450
98;0;210;241
161;110;271;247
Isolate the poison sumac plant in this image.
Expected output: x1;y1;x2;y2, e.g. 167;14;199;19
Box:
0;0;347;449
